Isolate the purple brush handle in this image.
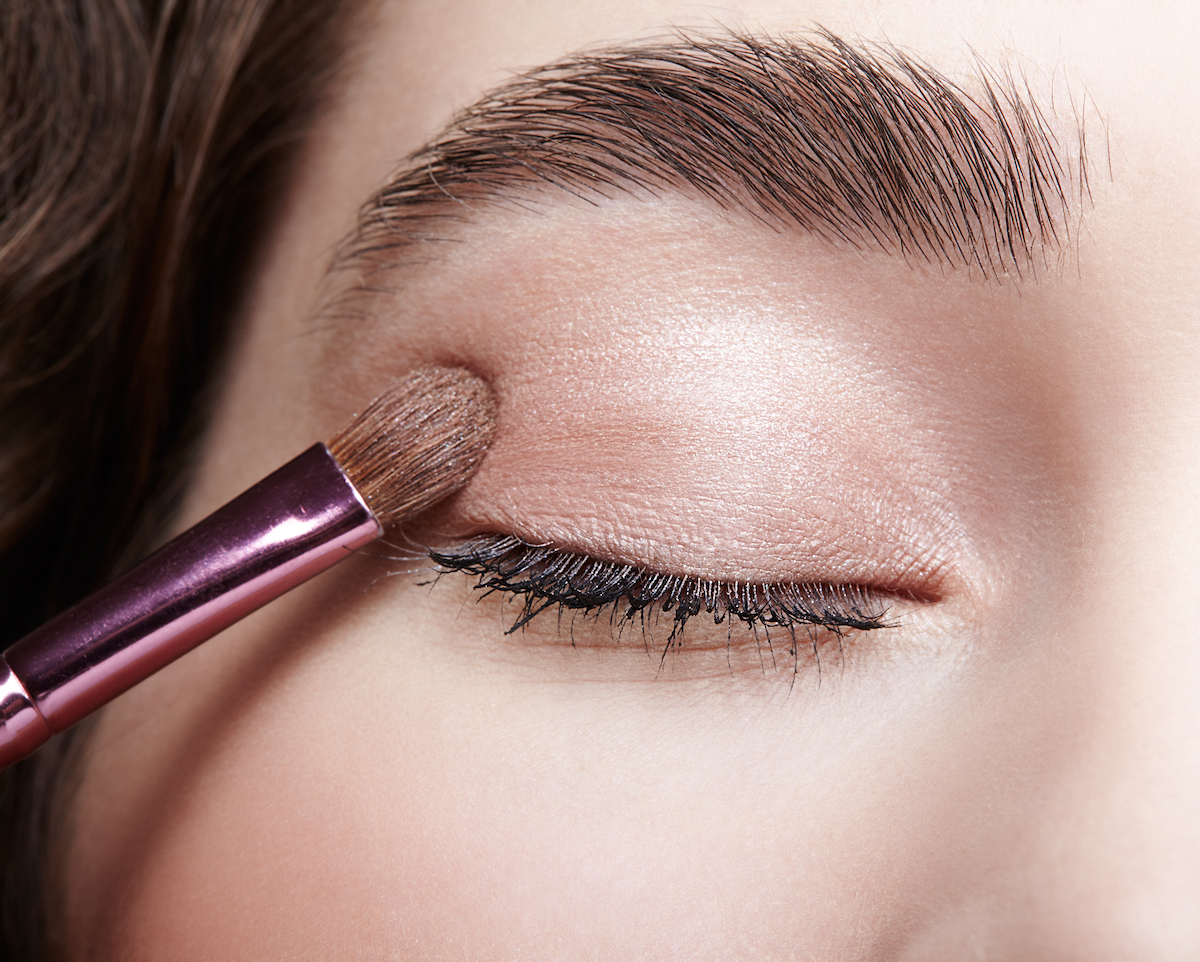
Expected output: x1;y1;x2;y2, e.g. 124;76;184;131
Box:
0;444;381;768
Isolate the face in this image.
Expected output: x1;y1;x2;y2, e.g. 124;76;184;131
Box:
65;0;1200;958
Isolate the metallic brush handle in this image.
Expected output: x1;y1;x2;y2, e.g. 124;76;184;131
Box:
0;444;381;768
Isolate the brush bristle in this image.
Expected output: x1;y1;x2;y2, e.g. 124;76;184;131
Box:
327;367;497;526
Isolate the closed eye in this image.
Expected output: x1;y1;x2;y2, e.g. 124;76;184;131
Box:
429;534;900;665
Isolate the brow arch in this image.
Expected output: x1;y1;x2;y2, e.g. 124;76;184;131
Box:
329;28;1092;307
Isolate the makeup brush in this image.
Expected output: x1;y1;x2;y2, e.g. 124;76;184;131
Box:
0;367;496;769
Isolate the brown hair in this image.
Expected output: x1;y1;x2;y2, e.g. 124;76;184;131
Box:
0;1;361;956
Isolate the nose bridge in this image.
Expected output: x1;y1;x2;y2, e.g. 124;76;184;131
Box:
898;560;1200;960
986;436;1200;956
1016;617;1200;954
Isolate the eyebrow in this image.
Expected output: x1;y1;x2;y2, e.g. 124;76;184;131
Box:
331;30;1090;296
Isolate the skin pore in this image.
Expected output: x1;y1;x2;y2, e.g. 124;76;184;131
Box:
64;0;1200;959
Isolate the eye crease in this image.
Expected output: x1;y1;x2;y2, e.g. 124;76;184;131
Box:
429;534;897;663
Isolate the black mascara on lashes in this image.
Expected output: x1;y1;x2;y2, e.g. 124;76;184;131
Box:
429;534;893;650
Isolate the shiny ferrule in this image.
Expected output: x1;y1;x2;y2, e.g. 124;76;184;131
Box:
0;444;381;769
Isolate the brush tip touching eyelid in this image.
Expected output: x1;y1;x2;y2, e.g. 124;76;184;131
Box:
329;367;499;526
0;368;499;769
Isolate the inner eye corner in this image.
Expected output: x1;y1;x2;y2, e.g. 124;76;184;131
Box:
870;580;943;608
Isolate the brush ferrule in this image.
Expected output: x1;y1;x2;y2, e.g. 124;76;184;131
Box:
0;444;380;761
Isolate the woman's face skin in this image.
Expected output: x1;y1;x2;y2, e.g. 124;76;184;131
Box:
65;0;1200;958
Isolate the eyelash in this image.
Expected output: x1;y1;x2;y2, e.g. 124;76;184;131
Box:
428;534;894;646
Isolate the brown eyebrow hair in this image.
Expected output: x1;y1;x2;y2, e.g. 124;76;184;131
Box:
332;30;1091;296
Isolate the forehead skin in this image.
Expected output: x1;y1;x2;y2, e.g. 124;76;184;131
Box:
65;1;1200;960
